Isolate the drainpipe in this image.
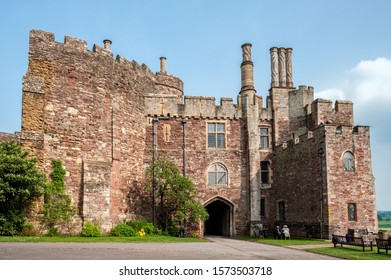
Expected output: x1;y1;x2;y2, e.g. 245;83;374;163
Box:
182;119;187;177
152;117;158;227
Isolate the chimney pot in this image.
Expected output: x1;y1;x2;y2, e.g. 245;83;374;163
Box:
103;39;112;50
159;57;167;73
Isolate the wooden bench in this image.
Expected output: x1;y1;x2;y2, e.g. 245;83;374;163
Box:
375;238;390;254
332;234;373;252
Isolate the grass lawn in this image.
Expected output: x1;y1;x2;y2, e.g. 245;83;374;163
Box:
307;246;391;260
378;221;391;230
0;235;205;243
241;236;391;260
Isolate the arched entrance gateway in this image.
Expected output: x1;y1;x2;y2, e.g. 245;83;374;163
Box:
204;197;234;237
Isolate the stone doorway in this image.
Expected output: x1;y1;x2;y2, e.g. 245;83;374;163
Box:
204;198;233;236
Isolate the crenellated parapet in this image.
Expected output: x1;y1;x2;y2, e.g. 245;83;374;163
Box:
145;94;243;119
308;98;353;130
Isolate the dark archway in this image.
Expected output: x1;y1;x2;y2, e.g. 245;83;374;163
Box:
204;199;232;236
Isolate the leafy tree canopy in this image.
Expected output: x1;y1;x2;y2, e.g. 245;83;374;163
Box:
0;141;43;235
145;157;208;235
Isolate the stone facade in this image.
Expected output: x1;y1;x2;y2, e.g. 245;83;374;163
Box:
18;30;378;237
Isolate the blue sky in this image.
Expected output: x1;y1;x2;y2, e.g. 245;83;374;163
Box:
0;0;390;210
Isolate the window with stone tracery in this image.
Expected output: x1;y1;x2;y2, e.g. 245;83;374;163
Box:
207;123;225;148
208;163;227;186
343;151;355;171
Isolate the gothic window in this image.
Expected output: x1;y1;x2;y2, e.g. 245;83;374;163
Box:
343;151;355;171
348;203;357;221
261;161;270;184
260;127;269;149
260;196;266;217
208;163;227;185
278;201;286;221
208;123;225;148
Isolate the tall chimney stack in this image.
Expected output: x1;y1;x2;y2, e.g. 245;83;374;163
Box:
286;48;293;88
159;57;167;73
240;43;255;92
270;47;279;87
278;48;286;87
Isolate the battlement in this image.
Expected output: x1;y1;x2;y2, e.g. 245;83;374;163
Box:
308;98;353;129
28;30;165;79
145;94;242;119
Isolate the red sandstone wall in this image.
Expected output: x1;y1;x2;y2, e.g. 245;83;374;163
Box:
144;117;249;236
22;30;155;230
325;125;378;235
272;128;325;237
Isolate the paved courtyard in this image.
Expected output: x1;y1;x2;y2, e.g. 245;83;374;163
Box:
0;236;338;260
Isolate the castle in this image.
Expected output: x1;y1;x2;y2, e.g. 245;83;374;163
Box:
18;30;377;237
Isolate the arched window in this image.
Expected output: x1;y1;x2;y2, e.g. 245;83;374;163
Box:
343;151;355;171
208;163;227;185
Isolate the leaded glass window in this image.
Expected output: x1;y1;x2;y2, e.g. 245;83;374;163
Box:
260;127;269;149
343;151;355;171
208;123;225;148
208;163;227;185
348;203;357;221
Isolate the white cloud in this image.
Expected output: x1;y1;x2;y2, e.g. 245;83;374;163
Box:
315;88;345;101
345;58;391;104
317;57;391;107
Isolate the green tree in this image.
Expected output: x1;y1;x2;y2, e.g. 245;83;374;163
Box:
146;157;208;235
0;141;43;235
43;160;76;232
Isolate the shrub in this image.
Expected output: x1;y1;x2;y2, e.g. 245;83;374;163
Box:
81;221;101;237
47;227;60;237
110;220;161;237
110;223;136;237
0;141;44;235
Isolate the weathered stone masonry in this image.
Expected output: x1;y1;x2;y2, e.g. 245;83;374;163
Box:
19;30;377;237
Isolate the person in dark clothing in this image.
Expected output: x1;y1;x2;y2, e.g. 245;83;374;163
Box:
274;226;282;239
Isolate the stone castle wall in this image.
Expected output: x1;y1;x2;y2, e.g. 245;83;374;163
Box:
21;30;156;230
144;117;249;236
18;30;377;237
325;125;377;235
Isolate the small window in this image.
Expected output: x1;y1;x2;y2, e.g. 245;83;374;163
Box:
208;163;227;185
336;126;342;134
208;123;225;148
343;151;355;171
260;127;269;149
348;203;357;221
261;161;270;184
278;201;286;221
260;197;266;217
